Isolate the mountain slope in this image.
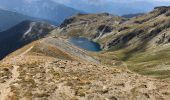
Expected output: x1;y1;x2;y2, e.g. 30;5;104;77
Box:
52;6;170;79
1;36;170;100
0;20;55;59
103;6;170;50
51;13;125;41
0;8;48;32
0;0;81;24
105;6;170;79
1;6;170;100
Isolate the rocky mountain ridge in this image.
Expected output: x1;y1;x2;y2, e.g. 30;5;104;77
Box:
1;36;170;100
51;13;125;41
0;0;81;24
0;6;170;100
55;6;170;50
0;20;55;59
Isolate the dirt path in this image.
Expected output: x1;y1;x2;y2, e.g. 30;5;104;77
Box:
0;65;19;100
20;46;34;56
9;46;34;65
0;45;33;99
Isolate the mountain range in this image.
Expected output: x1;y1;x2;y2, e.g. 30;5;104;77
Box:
1;0;169;27
0;0;169;31
54;0;170;16
53;6;170;79
0;0;170;99
53;0;156;15
0;6;170;100
0;8;53;32
0;0;81;25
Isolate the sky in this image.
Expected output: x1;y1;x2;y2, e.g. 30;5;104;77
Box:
52;0;170;5
1;0;169;15
50;0;170;15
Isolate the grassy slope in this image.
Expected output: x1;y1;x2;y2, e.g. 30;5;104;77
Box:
101;8;170;79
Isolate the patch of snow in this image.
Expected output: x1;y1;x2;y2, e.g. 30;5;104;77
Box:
22;22;36;38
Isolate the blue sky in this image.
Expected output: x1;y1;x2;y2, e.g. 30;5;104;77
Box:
52;0;170;5
50;0;170;15
1;0;169;15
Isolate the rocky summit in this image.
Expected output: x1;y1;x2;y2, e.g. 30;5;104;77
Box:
0;6;170;100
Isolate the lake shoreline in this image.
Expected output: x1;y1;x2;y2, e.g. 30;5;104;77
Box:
69;37;102;52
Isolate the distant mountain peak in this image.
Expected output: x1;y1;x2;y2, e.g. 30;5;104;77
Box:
0;0;81;24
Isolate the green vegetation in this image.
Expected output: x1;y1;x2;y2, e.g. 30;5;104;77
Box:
113;48;170;79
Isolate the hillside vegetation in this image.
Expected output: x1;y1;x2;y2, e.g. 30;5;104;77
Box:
1;37;170;100
0;6;170;100
53;6;170;79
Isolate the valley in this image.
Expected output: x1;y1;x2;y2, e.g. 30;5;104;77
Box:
0;5;170;100
53;6;170;79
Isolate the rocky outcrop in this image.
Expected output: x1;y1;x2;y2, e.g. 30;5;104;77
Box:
165;10;170;16
97;25;113;33
60;17;76;28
